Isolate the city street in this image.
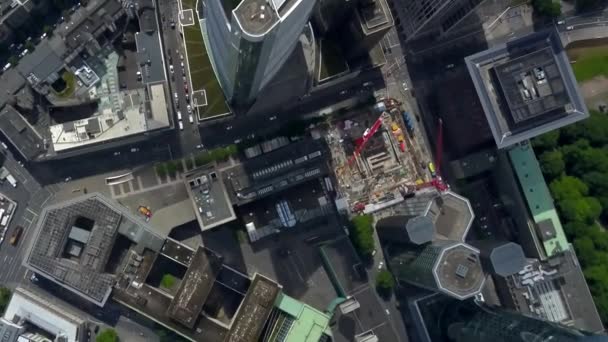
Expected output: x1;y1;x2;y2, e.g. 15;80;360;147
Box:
0;148;55;288
155;0;202;155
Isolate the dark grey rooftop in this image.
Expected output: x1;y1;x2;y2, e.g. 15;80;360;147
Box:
357;0;393;34
425;191;474;242
223;139;327;206
434;241;485;300
226;273;280;342
0;105;46;160
406;216;435;245
487;242;526;277
167;246;223;328
135;30;166;84
24;193;165;306
16;41;64;83
466;29;588;149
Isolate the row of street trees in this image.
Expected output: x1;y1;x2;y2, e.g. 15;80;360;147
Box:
155;145;238;177
534;110;608;323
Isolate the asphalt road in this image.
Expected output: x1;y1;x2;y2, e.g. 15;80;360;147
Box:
156;0;203;155
198;68;385;148
0;148;54;288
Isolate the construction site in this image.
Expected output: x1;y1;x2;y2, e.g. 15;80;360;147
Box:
326;98;446;215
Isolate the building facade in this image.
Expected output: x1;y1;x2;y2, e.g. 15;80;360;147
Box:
393;0;486;42
203;0;316;108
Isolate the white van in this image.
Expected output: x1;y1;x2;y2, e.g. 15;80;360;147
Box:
188;114;193;123
177;111;182;120
178;121;184;130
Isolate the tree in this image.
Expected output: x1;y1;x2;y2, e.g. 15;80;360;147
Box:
349;215;375;257
569;148;608;177
0;287;11;315
533;130;560;152
376;270;395;296
549;175;588;202
24;41;34;51
539;150;565;180
43;25;52;35
96;328;118;342
561;139;590;171
558;197;602;224
563;221;591;240
7;56;17;66
583;172;608;197
532;0;561;17
155;163;166;177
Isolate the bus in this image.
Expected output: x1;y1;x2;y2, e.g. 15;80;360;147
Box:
9;226;23;246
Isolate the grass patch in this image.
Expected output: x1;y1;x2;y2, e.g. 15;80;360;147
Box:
568;45;608;82
180;0;230;118
53;71;76;98
319;39;348;80
161;274;178;289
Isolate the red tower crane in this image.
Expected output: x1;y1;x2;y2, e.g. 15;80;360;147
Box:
417;118;448;192
348;114;384;166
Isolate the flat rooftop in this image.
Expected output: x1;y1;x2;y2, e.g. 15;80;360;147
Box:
135;29;166;84
425;191;474;242
223;140;328;206
24;193;165;306
433;242;485;300
167;246;223;328
508;144;569;258
185;166;236;231
466;29;588;149
0;105;46;160
4;287;87;342
225;273;281;342
357;0;393;34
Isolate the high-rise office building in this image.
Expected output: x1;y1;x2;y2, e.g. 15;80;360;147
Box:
388;239;485;300
392;0;486;42
346;0;393;58
409;294;608;342
435;298;608;342
203;0;316;108
312;0;357;36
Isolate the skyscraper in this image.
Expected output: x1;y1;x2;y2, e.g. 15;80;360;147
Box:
392;0;486;42
388;239;485;300
430;298;608;342
203;0;316;108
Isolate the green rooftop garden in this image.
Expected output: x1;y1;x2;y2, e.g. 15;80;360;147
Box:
181;0;230;118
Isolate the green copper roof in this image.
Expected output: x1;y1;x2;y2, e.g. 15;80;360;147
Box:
275;293;332;342
508;144;569;257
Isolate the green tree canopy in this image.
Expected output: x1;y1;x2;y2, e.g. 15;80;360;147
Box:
0;287;11;315
539;150;565;180
583;172;608;197
350;215;375;257
558;197;602;224
96;328;118;342
376;270;395;291
532;0;561;17
569;148;608;177
533;130;560;152
549;175;589;201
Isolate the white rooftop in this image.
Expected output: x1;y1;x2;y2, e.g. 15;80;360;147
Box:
4;288;86;342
